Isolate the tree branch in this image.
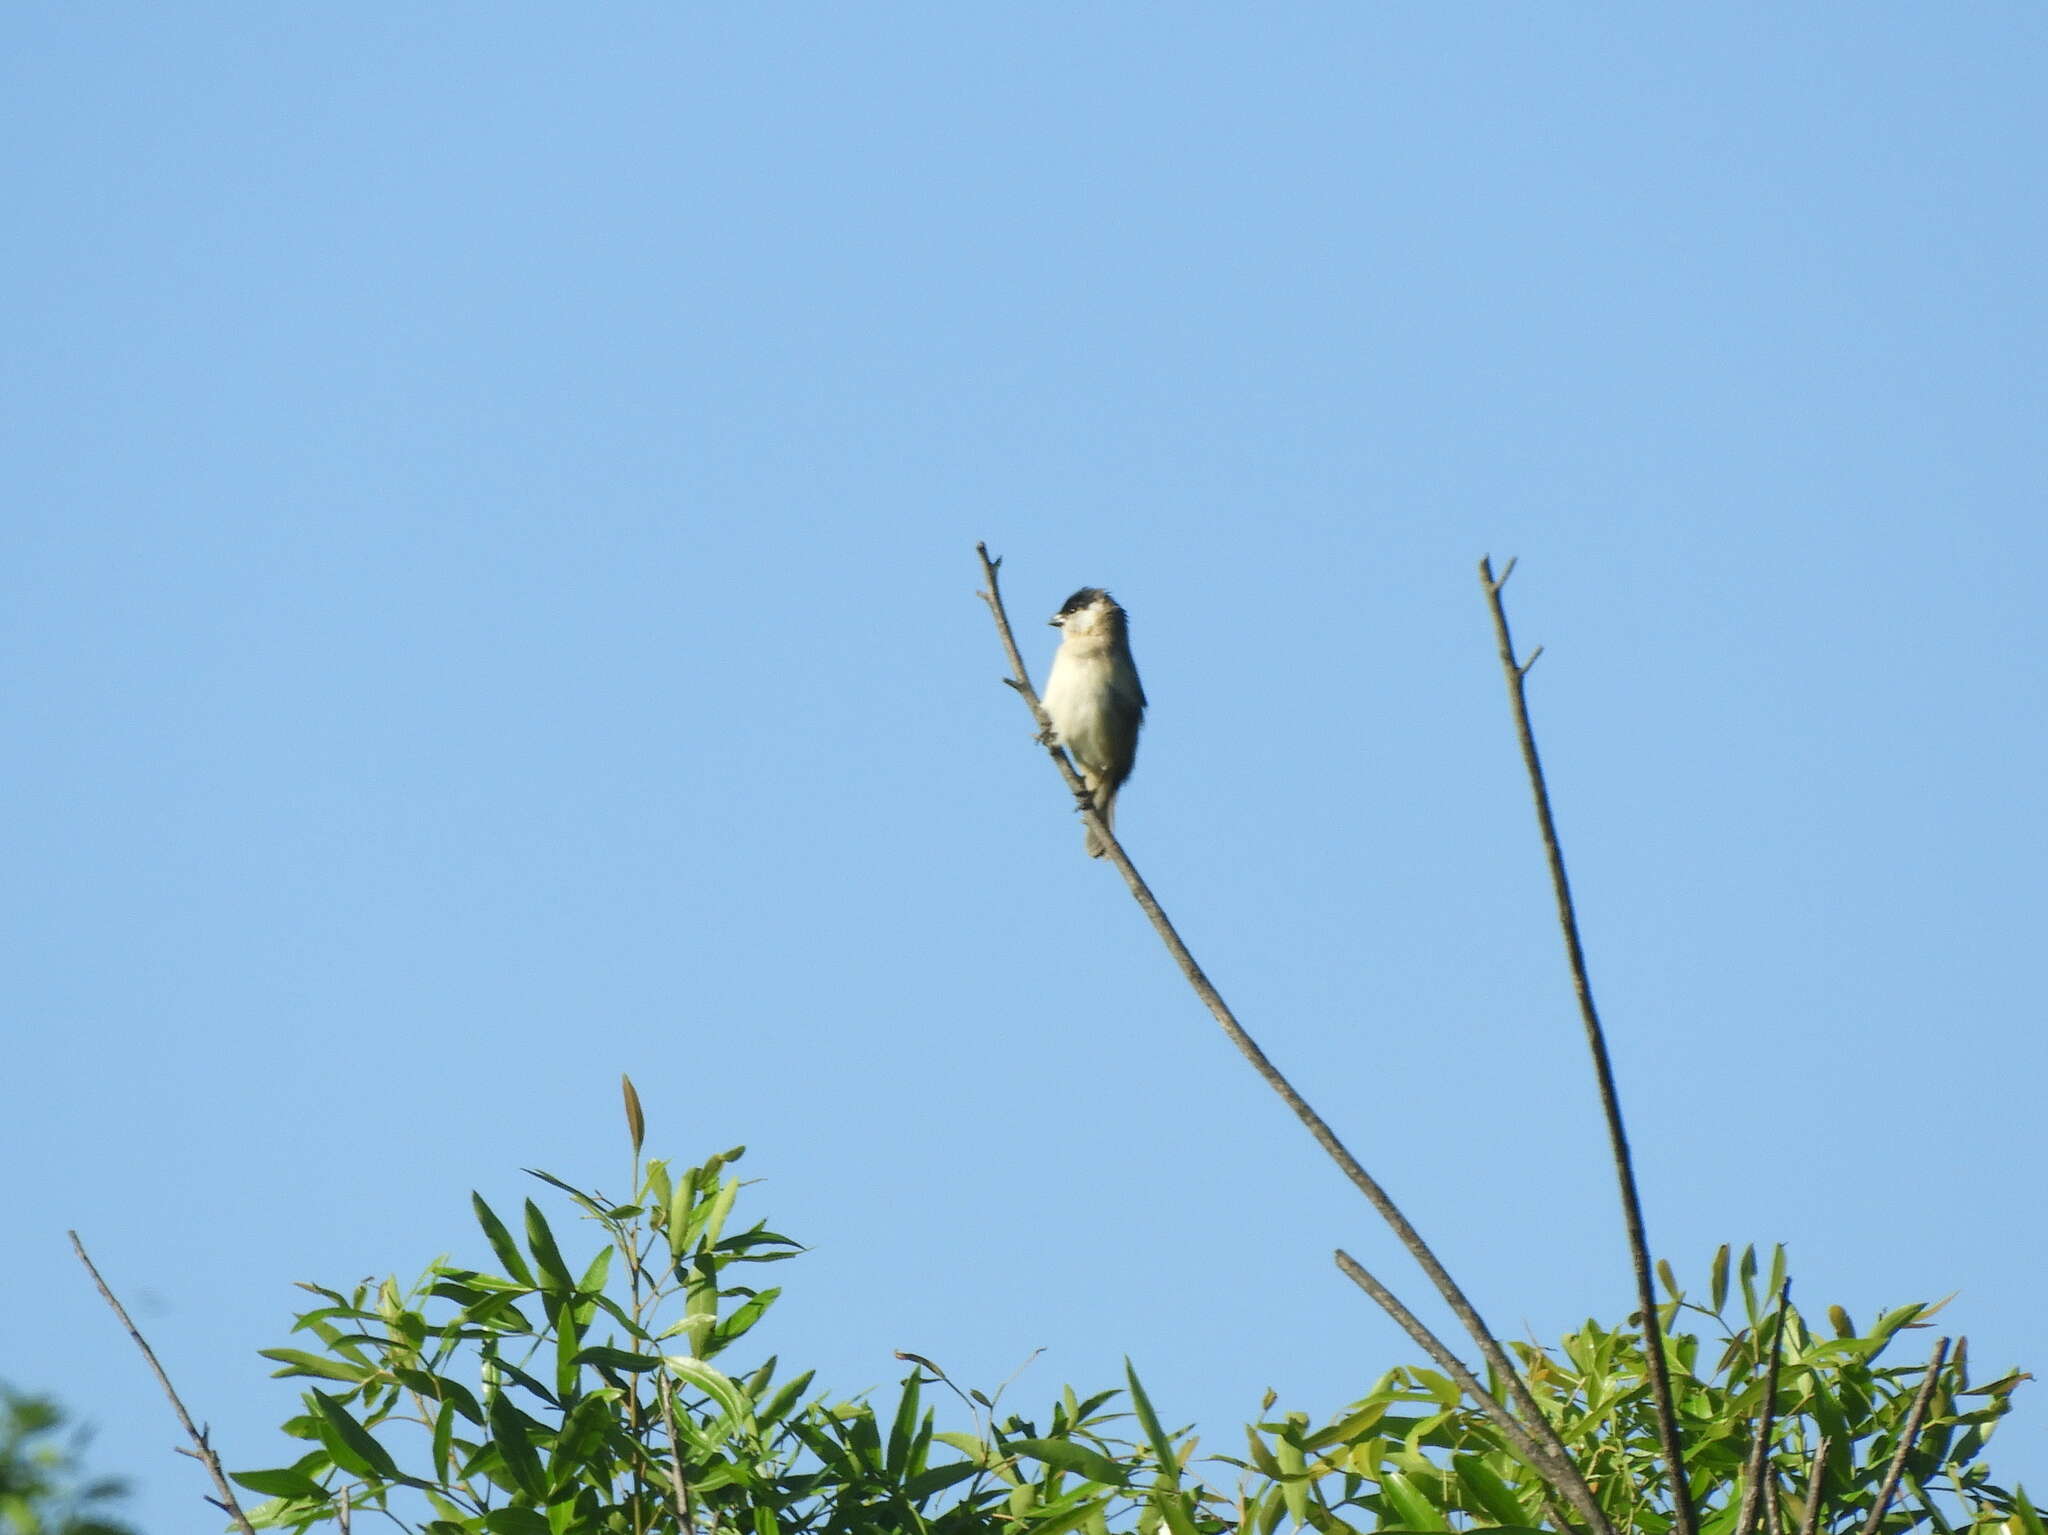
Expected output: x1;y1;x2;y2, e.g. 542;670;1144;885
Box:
1858;1338;1950;1535
977;543;1612;1535
1334;1250;1596;1525
1736;1281;1795;1535
1478;555;1698;1535
70;1230;260;1535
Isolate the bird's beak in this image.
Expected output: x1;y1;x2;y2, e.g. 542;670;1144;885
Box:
1048;617;1063;627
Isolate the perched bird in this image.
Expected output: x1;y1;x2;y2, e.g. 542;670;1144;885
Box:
1041;587;1147;858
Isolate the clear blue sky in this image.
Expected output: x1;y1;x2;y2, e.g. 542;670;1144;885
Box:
7;7;2045;1528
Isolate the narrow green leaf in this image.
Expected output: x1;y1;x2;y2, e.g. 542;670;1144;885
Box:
571;1345;662;1373
1452;1453;1532;1527
1123;1360;1179;1479
665;1355;754;1428
621;1074;645;1154
522;1200;575;1296
259;1349;374;1383
759;1370;817;1428
1007;1438;1129;1488
665;1170;696;1261
1147;1488;1201;1535
432;1399;456;1482
522;1168;607;1216
310;1390;402;1482
472;1195;537;1287
229;1468;331;1501
1380;1470;1450;1531
1027;1495;1114;1535
553;1294;583;1402
2010;1486;2047;1535
483;1510;551;1535
886;1371;922;1479
904;1460;983;1501
488;1390;548;1500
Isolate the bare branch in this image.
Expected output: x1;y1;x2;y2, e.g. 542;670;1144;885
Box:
1478;555;1698;1535
1334;1250;1600;1525
70;1231;260;1535
1736;1281;1795;1535
1796;1438;1832;1535
656;1373;697;1534
1858;1338;1950;1535
978;544;1613;1535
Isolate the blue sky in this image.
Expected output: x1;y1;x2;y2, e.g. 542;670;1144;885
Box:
6;6;2045;1528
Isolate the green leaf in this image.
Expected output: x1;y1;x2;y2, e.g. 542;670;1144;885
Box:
571;1345;662;1373
523;1200;575;1296
2010;1486;2046;1535
522;1168;607;1217
886;1370;922;1479
488;1389;548;1501
259;1349;374;1383
1024;1495;1113;1535
310;1390;402;1482
903;1461;983;1500
472;1194;537;1287
666;1355;754;1428
1452;1453;1533;1527
665;1171;696;1261
759;1371;817;1428
1146;1488;1201;1535
1380;1470;1449;1531
553;1293;584;1400
229;1467;331;1501
483;1510;551;1535
432;1399;456;1482
1123;1360;1180;1479
1007;1438;1130;1488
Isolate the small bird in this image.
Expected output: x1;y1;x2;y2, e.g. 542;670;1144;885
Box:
1041;587;1147;858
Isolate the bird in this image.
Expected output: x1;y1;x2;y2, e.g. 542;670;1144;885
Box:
1041;587;1147;858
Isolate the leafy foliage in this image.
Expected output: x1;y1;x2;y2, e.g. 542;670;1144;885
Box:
234;1134;1177;1535
235;1097;2036;1535
0;1386;135;1535
1221;1246;2033;1535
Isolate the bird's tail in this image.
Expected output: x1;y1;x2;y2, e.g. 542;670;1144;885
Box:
1083;778;1117;859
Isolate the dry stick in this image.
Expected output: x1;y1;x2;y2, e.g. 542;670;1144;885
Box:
69;1231;261;1535
976;544;1613;1535
1736;1281;1796;1535
1334;1252;1583;1504
1478;556;1698;1535
1857;1338;1950;1535
1796;1438;1832;1535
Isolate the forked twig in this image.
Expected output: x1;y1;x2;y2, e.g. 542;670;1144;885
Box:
1736;1281;1795;1535
1858;1338;1950;1535
1479;556;1698;1535
977;544;1612;1535
70;1231;261;1535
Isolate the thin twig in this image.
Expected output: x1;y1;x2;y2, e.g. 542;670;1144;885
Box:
1797;1437;1831;1535
1737;1281;1795;1535
70;1231;261;1535
1478;556;1698;1535
656;1373;697;1534
1334;1252;1594;1510
977;544;1612;1535
1858;1338;1950;1535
